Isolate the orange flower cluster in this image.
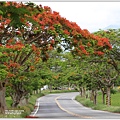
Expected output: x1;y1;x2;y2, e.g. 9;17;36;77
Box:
4;61;20;69
79;45;85;50
48;44;53;50
34;57;40;64
79;45;89;55
6;41;24;50
94;51;104;56
31;44;41;56
87;42;92;47
0;1;112;69
51;39;55;44
7;72;15;78
4;1;26;10
32;4;112;56
64;30;70;35
30;66;35;71
31;44;37;51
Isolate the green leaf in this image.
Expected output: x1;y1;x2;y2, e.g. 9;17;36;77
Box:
0;10;3;15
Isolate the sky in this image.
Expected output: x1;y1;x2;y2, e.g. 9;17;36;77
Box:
33;2;120;33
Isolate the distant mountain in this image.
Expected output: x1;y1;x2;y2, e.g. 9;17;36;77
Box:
103;24;120;30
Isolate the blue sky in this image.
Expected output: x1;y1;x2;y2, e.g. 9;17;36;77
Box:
34;2;120;32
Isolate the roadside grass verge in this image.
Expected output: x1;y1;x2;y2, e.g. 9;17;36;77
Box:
75;92;120;113
42;89;77;95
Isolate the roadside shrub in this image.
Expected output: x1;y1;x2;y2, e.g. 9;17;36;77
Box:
111;89;117;94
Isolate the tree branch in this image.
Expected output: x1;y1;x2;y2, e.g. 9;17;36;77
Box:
20;50;33;65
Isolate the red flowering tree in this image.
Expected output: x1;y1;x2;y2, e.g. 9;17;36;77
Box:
90;29;120;106
0;1;112;113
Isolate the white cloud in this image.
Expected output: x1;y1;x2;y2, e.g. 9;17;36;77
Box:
34;2;120;32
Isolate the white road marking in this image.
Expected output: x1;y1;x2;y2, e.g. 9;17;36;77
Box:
32;99;40;116
72;96;80;105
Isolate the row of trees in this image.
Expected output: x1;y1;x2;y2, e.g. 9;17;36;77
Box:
44;43;120;106
0;1;116;114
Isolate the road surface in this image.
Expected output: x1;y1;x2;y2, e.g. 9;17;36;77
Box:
30;92;120;119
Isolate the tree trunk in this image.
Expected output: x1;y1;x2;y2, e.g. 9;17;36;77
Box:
36;89;39;94
106;86;111;106
86;90;89;99
90;90;94;101
82;87;86;98
40;88;41;93
49;84;52;93
79;87;86;97
0;82;7;114
93;90;97;105
79;88;83;97
19;98;29;106
11;93;22;108
102;91;106;104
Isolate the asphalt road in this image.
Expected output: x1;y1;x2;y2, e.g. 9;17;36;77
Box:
30;92;120;119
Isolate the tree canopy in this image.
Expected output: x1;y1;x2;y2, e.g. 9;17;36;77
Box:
0;1;112;113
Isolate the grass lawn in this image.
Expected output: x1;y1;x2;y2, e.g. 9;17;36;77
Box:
75;91;120;113
97;92;120;106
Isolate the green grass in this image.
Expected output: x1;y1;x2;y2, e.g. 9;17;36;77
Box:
6;97;13;108
97;92;120;106
75;92;120;113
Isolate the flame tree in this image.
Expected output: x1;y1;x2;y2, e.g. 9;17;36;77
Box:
0;2;112;113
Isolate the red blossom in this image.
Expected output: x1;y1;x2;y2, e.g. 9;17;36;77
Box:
32;44;37;51
44;6;51;12
0;15;2;20
5;19;11;24
49;26;55;30
51;39;55;44
0;24;4;29
94;51;104;56
73;39;78;44
79;45;85;50
82;49;89;55
7;72;15;78
64;30;70;35
97;41;104;46
30;66;35;71
35;51;41;56
48;44;53;50
87;42;91;47
7;39;13;44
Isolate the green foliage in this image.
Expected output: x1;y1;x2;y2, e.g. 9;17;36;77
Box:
0;69;8;80
0;3;31;28
75;96;94;107
0;10;3;15
111;88;117;94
